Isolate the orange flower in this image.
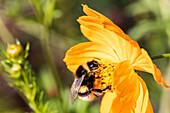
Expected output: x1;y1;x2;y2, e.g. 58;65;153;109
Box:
63;5;169;113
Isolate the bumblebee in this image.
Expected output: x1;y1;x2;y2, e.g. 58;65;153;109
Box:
68;60;110;104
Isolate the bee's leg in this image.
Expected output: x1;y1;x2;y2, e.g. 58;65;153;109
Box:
91;89;102;93
91;86;110;93
91;86;111;100
93;93;101;100
91;89;103;98
135;70;142;77
91;86;110;94
102;86;110;91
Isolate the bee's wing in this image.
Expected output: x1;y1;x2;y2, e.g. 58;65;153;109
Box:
68;74;85;104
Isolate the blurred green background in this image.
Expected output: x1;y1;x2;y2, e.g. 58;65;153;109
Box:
0;0;170;113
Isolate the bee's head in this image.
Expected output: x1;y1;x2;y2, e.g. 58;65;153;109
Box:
87;60;99;71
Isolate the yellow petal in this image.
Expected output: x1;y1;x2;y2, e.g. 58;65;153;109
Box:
100;92;116;113
77;16;104;28
63;42;118;73
137;76;154;113
78;18;141;63
112;61;140;104
80;5;167;88
101;92;135;113
133;48;169;88
132;49;155;75
153;65;169;88
64;4;169;91
135;81;144;113
100;61;153;113
81;4;139;47
145;98;154;113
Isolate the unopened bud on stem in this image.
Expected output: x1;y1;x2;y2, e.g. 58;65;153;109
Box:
7;44;23;58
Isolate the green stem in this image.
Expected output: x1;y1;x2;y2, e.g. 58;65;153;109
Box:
22;70;31;95
22;70;41;113
40;27;62;101
28;0;43;23
30;99;41;113
151;53;170;60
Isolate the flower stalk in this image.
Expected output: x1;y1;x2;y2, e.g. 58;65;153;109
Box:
21;70;40;113
151;53;170;60
40;27;62;99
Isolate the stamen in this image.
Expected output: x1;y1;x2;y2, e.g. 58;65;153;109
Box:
93;63;114;92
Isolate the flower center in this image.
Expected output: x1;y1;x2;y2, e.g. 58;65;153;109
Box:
93;63;115;92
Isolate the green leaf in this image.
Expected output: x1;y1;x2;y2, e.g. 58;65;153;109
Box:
0;17;14;43
43;0;56;28
10;80;24;88
39;91;44;107
1;60;11;72
16;20;44;39
28;0;43;22
43;101;49;113
16;39;21;45
24;43;30;58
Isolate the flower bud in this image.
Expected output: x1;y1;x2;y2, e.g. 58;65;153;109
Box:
11;64;22;78
7;44;23;58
